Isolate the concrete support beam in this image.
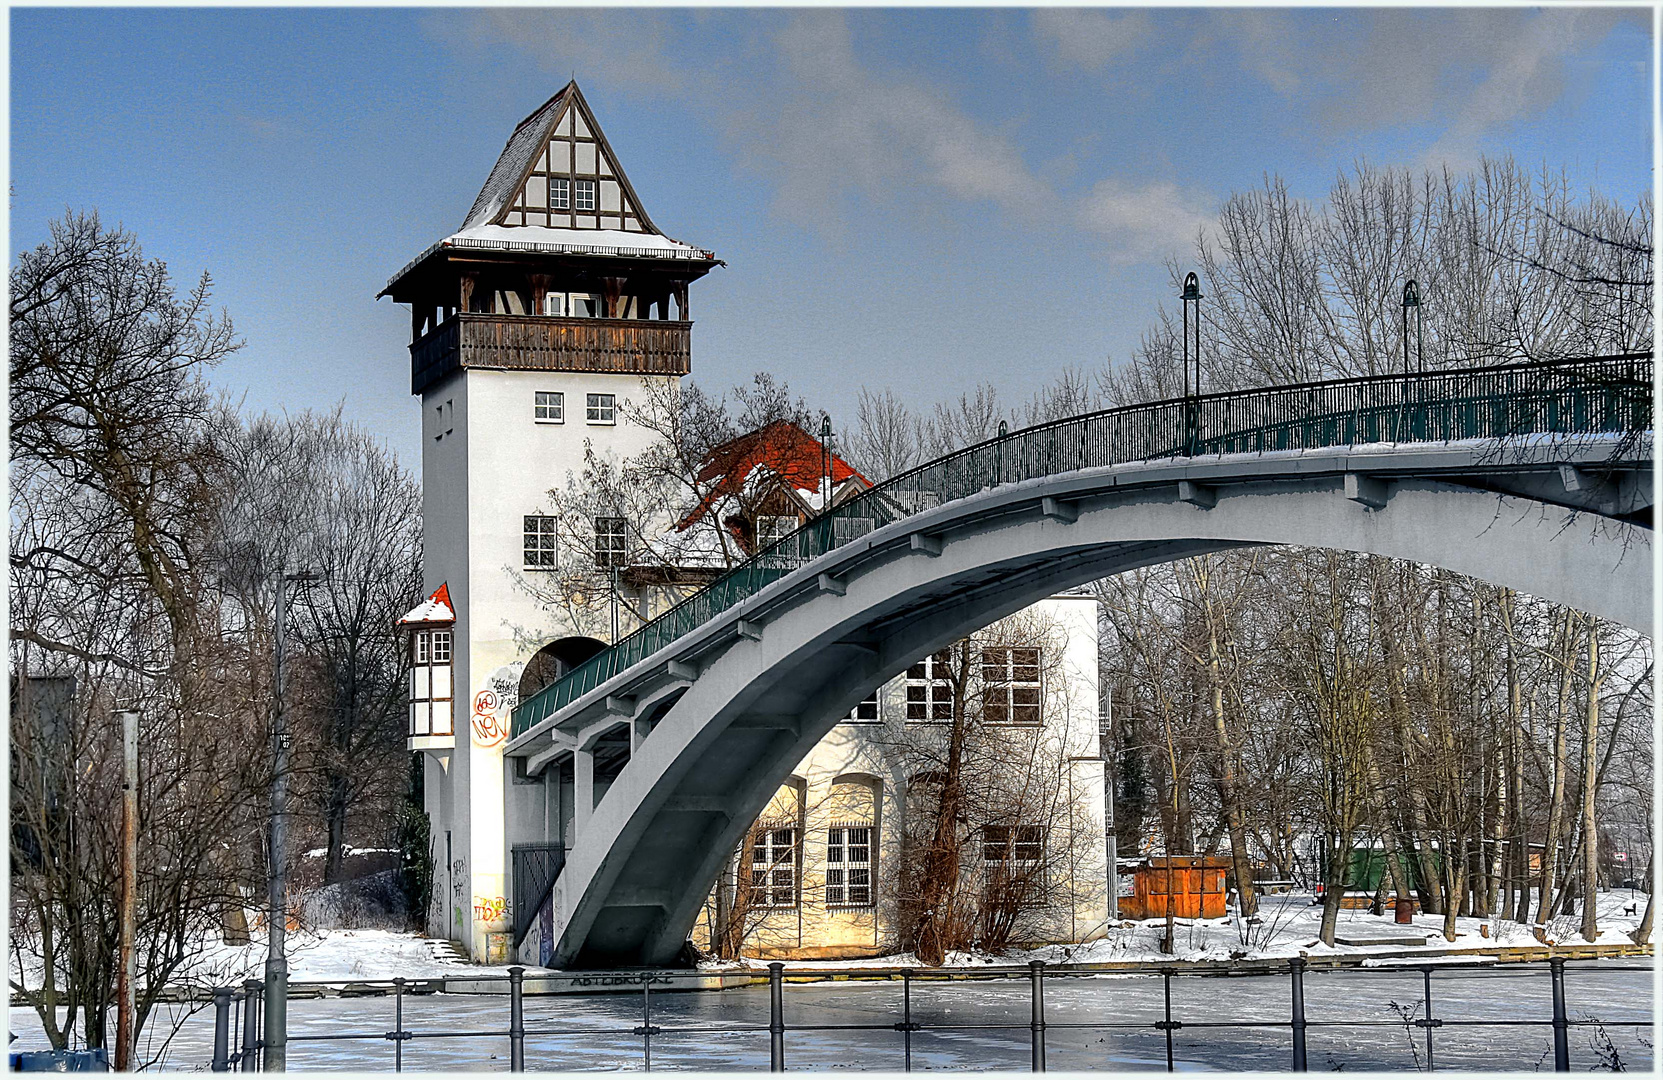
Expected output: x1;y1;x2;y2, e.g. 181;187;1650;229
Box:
1040;496;1077;523
1559;463;1592;491
910;533;943;556
666;659;699;681
525;737;571;778
630;717;653;754
1344;473;1389;509
1177;481;1216;509
604;695;636;718
610;888;674;910
736;619;763;642
662;795;731;815
573;748;594;838
817;573;846;596
729;714;797;731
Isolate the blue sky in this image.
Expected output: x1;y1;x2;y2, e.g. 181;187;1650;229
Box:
11;7;1653;468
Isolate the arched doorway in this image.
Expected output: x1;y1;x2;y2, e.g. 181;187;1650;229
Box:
519;636;607;703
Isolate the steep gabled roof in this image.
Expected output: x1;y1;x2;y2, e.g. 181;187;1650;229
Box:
460;80;663;235
397;583;455;628
678;421;870;531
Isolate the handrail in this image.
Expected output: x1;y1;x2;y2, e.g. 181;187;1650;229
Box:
511;353;1652;737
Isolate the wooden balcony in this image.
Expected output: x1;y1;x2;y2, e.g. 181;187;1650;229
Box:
411;313;692;394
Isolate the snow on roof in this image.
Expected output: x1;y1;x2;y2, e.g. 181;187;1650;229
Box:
397;583;455;628
678;421;870;532
461;88;572;231
450;223;711;259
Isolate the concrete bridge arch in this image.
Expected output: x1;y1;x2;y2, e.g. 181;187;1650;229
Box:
506;437;1650;967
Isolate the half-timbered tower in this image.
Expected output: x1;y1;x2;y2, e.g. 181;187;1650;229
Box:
383;81;719;961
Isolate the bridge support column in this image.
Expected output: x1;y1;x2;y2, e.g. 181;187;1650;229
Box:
574;747;594;839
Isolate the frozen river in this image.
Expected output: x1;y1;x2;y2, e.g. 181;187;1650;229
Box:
8;961;1652;1072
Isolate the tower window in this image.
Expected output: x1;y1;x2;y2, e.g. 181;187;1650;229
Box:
574;179;596;212
534;391;564;423
430;630;452;664
551;177;570;210
594;516;628;570
523;515;559;569
586;393;616;424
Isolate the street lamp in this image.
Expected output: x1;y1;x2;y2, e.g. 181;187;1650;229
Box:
266;567;321;1072
1401;280;1423;375
1180;272;1203;398
819;413;834;508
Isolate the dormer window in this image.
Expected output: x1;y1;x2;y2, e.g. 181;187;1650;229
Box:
756;515;798;550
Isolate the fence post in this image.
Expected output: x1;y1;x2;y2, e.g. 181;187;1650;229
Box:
1289;958;1307;1072
642;978;653;1072
212;988;232;1072
240;979;261;1072
1549;957;1570;1072
901;970;914;1073
1162;969;1175;1072
769;962;786;1072
1420;966;1435;1071
509;967;525;1072
1028;961;1047;1072
392;977;405;1073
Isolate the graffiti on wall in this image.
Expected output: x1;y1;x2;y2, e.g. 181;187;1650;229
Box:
470;665;524;749
473;895;509;924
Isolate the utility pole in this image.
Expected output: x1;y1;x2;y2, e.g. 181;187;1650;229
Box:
265;568;319;1072
115;709;139;1072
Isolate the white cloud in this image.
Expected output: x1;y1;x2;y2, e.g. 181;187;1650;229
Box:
1077;178;1215;264
1030;9;1154;70
727;13;1051;231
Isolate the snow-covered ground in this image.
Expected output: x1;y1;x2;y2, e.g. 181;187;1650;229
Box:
703;890;1652;972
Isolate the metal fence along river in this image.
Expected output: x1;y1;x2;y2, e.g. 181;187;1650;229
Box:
512;353;1652;737
202;958;1651;1073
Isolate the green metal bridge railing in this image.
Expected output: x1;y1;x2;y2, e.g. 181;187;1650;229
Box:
512;353;1652;737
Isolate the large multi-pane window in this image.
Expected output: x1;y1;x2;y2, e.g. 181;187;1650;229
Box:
983;824;1045;883
534;391;564;423
906;650;954;722
982;647;1042;724
551;177;570;210
523;516;559;569
826;825;873;907
594;516;629;570
750;826;798;908
574;179;597;212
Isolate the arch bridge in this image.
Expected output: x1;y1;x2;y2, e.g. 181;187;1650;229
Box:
503;354;1652;967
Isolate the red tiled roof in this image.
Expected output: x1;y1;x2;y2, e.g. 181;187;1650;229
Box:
678;421;869;531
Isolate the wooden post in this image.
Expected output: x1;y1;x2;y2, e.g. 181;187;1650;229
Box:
600;277;625;319
459;274;476;313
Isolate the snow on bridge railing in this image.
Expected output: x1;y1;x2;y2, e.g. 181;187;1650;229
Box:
511;353;1652;738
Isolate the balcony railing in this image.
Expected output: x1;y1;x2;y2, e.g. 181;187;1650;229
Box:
411;313;692;393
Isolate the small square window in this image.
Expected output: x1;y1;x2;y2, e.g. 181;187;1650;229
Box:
587;393;616;424
574;179;596;212
551;177;570;210
534;391;564;423
430;630;452;664
523;515;559;569
545;293;566;317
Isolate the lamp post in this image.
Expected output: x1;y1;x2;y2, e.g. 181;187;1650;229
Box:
1401;280;1423;375
1180;273;1203;455
818;414;834;508
265;567;320;1072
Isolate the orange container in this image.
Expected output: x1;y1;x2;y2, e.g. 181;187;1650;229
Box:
1122;856;1232;920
